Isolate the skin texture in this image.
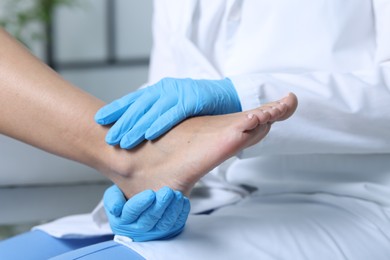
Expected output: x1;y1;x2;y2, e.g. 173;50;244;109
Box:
0;28;298;198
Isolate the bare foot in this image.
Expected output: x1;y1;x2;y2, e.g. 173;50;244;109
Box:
109;93;298;198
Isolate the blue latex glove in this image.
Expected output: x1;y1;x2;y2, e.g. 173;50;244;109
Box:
95;77;242;149
104;185;191;242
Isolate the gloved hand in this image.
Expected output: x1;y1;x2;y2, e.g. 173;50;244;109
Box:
104;185;191;242
95;77;242;149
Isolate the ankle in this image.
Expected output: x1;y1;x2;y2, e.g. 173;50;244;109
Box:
96;144;136;180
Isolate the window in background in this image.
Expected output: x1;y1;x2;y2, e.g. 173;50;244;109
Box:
53;0;153;101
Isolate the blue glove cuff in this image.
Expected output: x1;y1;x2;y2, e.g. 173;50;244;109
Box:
223;77;243;112
194;77;242;114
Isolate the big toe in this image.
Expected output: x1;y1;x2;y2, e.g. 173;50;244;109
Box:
277;92;298;121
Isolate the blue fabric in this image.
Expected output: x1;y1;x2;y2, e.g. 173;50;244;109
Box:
51;241;144;260
0;230;143;259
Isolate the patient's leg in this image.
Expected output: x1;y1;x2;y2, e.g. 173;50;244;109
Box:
109;93;298;197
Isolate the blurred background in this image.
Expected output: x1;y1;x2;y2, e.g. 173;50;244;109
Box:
0;0;153;239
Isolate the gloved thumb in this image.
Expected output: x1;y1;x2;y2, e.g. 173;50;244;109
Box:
104;185;127;217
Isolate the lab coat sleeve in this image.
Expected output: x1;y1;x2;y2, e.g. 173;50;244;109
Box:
229;61;390;157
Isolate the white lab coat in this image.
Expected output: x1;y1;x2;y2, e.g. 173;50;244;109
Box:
37;1;390;259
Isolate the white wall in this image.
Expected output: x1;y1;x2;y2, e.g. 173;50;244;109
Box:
54;0;153;99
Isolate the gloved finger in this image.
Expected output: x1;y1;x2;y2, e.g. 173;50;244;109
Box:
121;189;156;223
105;91;158;145
158;196;191;240
119;97;176;149
145;105;187;140
132;186;175;232
103;185;127;217
119;131;145;149
94;88;146;125
173;196;191;229
155;190;184;231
